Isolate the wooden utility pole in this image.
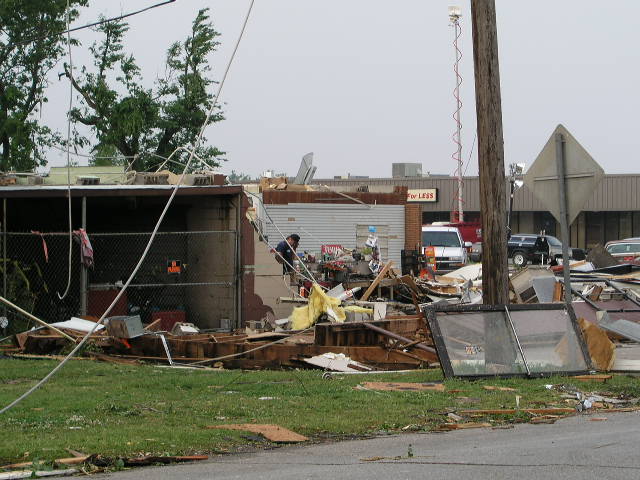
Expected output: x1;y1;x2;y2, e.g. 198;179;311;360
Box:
471;0;509;305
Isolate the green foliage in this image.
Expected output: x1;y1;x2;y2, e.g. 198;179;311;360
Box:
0;258;49;334
227;170;255;183
0;0;87;171
3;360;626;464
69;8;225;173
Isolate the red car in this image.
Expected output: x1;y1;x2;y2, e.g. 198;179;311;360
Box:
604;238;640;265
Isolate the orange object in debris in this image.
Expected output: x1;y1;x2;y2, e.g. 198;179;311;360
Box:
424;246;437;271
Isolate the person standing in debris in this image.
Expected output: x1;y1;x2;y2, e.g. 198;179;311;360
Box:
275;234;300;275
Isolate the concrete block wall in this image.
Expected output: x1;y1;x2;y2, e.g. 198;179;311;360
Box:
186;196;238;329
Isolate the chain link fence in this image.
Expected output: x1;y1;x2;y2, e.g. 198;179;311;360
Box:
1;231;237;335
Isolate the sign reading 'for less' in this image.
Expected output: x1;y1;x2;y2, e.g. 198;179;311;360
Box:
407;188;437;202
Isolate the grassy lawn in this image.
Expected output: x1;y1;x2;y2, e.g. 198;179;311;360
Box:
1;358;638;465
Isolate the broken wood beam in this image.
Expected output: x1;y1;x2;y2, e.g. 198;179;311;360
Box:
360;261;394;301
362;322;436;354
0;295;76;343
459;408;575;415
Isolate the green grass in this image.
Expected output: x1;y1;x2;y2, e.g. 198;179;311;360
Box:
0;358;635;465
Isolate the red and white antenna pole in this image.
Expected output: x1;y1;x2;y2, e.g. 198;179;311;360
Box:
449;6;464;222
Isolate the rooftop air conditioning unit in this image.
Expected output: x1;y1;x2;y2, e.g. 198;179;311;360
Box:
191;175;213;186
28;176;45;185
134;173;169;185
76;176;100;185
392;163;422;178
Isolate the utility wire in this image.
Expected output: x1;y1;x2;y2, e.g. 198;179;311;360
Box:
57;0;74;301
15;0;177;46
0;0;256;415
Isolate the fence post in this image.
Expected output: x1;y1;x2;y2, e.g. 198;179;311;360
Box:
2;198;6;333
235;193;242;329
80;196;88;316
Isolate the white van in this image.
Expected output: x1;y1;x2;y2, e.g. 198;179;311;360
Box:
421;225;470;271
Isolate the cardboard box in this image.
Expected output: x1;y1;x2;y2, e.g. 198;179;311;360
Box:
106;315;145;338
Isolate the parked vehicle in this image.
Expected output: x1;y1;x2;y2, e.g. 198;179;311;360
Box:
469;233;586;267
604;238;640;265
507;233;586;267
469;242;482;262
421;225;471;271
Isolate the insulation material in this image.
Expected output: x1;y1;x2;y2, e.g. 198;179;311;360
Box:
577;317;616;371
289;284;371;330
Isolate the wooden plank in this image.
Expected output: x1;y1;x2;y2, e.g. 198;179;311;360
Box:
360;382;445;392
588;285;604;301
206;424;307;442
438;422;492;430
459;408;574;415
572;374;612;382
552;282;563;302
361;261;394;301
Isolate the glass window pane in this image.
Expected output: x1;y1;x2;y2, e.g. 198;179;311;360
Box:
509;309;589;373
431;308;590;377
434;312;527;376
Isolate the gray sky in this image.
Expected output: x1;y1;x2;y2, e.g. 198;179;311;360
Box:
43;0;639;178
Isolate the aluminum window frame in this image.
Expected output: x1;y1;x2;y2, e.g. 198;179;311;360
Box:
424;303;592;379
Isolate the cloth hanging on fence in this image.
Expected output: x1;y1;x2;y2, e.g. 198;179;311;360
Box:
73;228;94;269
30;231;49;263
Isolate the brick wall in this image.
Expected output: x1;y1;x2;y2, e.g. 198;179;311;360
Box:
404;203;422;251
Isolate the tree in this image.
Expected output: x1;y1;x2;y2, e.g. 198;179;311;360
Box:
227;170;255;184
67;8;225;173
0;0;87;172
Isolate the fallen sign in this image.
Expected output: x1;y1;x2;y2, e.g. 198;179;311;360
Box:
206;424;308;443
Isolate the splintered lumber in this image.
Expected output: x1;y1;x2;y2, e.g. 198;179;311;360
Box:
438;422;492;430
576;318;615;371
0;295;76;343
124;455;208;466
572;374;613;383
1;457;89;470
206;424;308;442
459;408;575;415
0;470;78;479
85;352;140;365
362;322;436;354
360;382;445;392
361;261;394;301
483;386;516;392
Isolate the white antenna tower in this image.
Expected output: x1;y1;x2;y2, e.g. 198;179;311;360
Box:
449;5;464;222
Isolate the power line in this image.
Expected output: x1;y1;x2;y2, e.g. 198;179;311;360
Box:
57;0;74;301
15;0;177;46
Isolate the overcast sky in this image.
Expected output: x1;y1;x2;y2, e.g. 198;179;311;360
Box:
42;0;639;178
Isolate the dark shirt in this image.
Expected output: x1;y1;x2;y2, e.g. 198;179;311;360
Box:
276;240;295;273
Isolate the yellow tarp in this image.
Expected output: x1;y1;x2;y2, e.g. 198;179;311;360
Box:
289;284;373;330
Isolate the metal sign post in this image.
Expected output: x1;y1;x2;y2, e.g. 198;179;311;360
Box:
554;134;573;311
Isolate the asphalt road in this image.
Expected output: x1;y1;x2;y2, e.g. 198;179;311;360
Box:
95;412;640;480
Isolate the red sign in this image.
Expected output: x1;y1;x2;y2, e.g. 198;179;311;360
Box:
407;189;437;202
321;244;344;256
167;260;182;274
